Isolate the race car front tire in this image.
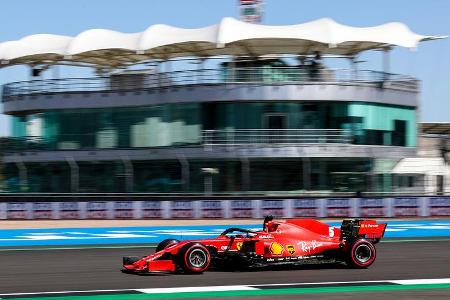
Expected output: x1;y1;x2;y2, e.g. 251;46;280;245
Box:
178;242;211;274
155;239;180;252
346;238;377;268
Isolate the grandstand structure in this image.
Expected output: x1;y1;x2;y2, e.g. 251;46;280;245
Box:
0;17;445;195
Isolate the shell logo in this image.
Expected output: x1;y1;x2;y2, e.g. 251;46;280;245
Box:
270;242;284;255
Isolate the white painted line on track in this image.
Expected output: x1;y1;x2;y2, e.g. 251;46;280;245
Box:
249;280;391;287
0;289;134;297
2;278;450;297
392;278;450;285
136;285;258;294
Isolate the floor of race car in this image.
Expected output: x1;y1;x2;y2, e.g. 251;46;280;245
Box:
0;239;449;299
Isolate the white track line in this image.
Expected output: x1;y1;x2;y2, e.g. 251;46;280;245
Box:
0;289;133;297
391;278;450;285
1;278;449;297
136;286;258;294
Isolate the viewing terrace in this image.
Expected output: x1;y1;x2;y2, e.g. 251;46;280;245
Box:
2;66;418;100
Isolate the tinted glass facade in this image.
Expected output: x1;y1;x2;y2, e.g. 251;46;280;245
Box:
11;101;416;148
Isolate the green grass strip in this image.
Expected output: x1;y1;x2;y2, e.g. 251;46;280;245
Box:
6;283;450;300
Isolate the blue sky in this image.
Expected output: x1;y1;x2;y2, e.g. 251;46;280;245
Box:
0;0;449;136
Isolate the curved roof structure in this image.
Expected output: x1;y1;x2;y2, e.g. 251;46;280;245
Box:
0;17;445;68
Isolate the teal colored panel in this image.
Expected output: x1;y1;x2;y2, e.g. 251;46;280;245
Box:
11;116;27;137
348;103;416;146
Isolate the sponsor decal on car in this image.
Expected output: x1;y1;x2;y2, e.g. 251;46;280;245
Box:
286;244;295;255
236;242;243;251
269;242;284;255
298;240;323;254
259;234;274;239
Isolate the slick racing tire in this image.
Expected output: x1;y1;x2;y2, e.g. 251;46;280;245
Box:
155;239;180;252
346;238;376;268
178;242;211;274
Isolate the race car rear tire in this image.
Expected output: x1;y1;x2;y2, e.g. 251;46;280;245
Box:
178;242;211;274
346;238;376;268
155;239;180;252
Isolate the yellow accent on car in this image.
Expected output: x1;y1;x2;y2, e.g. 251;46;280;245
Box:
286;245;295;255
270;242;284;255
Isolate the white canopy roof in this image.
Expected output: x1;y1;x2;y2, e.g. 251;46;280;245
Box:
392;158;450;176
0;17;445;68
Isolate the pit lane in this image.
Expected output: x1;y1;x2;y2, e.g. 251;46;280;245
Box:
0;240;449;297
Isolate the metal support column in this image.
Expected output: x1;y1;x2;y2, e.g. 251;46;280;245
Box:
382;48;391;80
122;157;134;193
15;161;28;191
178;154;190;191
241;157;250;191
66;157;79;193
302;157;311;190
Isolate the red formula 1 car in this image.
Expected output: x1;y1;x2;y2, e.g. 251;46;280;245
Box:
122;217;387;274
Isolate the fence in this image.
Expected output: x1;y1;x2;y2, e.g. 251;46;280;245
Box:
1;197;449;219
2;67;418;100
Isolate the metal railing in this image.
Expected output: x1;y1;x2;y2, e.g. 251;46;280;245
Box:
0;129;353;153
202;129;353;146
2;67;418;100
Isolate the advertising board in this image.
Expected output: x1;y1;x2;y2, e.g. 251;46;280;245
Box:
170;201;194;218
113;201;135;219
260;200;285;218
359;198;386;217
230;200;254;218
6;202;29;219
86;201;109;219
325;198;352;217
428;197;450;216
200;201;224;218
32;202;54;219
141;201;164;218
59;202;81;219
292;199;319;217
393;198;420;217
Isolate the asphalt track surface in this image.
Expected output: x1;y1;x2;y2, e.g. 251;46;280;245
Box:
0;240;449;297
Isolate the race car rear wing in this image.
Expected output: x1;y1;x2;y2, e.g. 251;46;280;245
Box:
340;219;387;243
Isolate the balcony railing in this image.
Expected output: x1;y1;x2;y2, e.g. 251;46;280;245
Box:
202;129;353;146
0;129;353;153
2;67;418;100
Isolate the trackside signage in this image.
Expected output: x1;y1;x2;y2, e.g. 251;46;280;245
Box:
326;198;352;217
141;201;164;219
359;198;386;217
170;201;194;218
260;200;285;218
428;197;450;216
393;198;420;217
230;200;254;218
200;200;224;218
0;197;448;219
292;199;319;217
